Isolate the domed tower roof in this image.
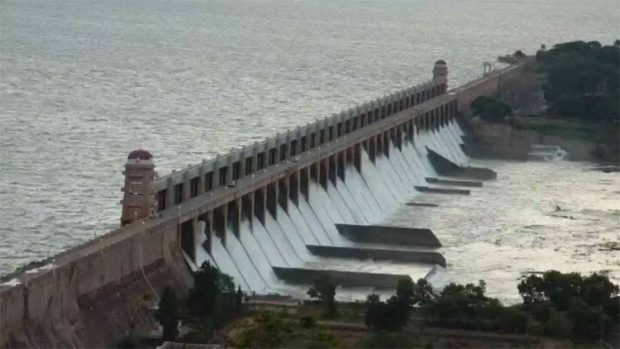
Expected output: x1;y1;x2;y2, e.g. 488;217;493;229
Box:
121;149;156;226
127;149;153;161
433;59;448;82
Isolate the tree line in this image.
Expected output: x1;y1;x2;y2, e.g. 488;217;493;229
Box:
309;271;619;341
150;265;617;346
537;40;620;122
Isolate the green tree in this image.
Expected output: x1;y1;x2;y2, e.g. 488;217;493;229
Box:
518;271;583;310
518;274;547;305
537;41;620;121
527;300;554;324
396;278;415;304
420;280;504;331
540;271;583;311
307;275;337;318
364;291;412;332
492;299;528;333
518;271;618;314
187;261;235;318
364;294;382;329
568;298;609;340
235;286;244;314
154;287;179;342
413;278;435;305
544;309;571;338
519;271;619;339
581;273;619;308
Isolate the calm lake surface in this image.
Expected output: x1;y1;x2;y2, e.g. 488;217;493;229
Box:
1;0;618;300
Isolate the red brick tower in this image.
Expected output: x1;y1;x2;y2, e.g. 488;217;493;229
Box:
120;149;156;226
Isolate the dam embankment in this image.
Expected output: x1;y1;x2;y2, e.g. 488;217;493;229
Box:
463;119;619;161
0;62;528;348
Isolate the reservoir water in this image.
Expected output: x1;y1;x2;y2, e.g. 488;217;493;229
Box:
1;0;618;303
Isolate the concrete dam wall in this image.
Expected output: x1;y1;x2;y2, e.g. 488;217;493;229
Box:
0;62;525;348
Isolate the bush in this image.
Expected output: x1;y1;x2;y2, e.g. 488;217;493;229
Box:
495;306;528;333
299;315;316;329
155;287;179;341
233;312;297;348
527;301;554;323
568;298;609;340
359;332;418;349
471;96;512;122
311;330;340;348
364;294;411;332
544;309;572;338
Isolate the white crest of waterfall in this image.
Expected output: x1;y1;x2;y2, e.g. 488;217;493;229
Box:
210;230;251;291
186;122;472;298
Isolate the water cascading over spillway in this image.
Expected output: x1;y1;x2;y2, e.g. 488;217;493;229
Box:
192;122;471;298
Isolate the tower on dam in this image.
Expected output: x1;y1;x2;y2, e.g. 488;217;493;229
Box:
120;149;156;226
0;59;527;348
433;59;448;92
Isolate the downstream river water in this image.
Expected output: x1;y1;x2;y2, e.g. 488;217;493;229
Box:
1;0;618;302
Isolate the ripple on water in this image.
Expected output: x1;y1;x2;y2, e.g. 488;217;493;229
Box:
395;160;620;304
0;0;618;286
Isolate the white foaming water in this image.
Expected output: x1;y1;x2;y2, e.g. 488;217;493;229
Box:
2;0;618;277
443;123;468;165
442;126;467;166
424;130;444;158
210;232;251;291
334;177;369;225
250;218;289;267
445;122;470;165
412;132;438;177
427;130;455;164
263;214;305;266
400;143;428;185
451;121;465;137
342;169;381;223
237;219;281;289
359;151;398;212
307;183;350;245
429;130;457;164
192;221;218;270
387;145;418;194
326;181;357;224
175;122;620;303
436;124;470;166
375;155;405;200
313;182;347;224
297;197;336;246
224;228;269;292
273;208;318;262
345;162;385;221
286;202;321;245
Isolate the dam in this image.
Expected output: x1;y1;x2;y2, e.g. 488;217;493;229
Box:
0;60;528;347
